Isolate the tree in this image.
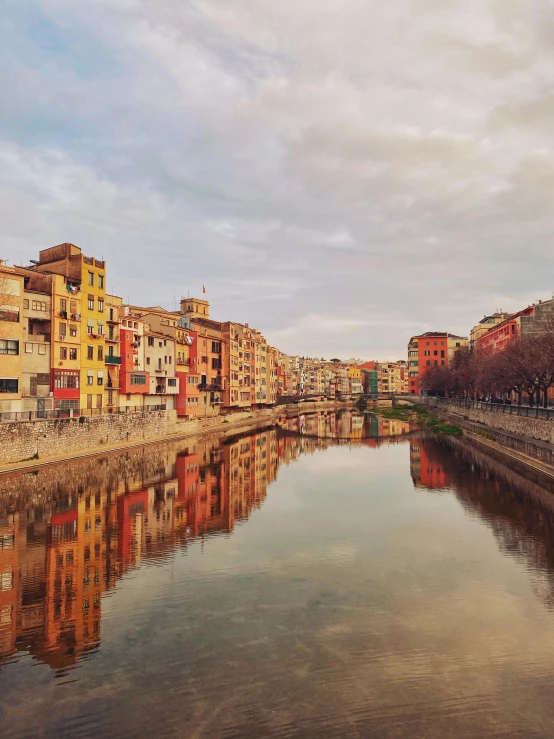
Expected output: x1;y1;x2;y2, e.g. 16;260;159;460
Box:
421;365;453;397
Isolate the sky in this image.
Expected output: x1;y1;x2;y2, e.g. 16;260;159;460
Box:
1;0;554;361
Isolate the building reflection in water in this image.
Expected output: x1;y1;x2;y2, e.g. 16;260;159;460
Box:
0;410;411;671
409;438;451;489
410;432;554;609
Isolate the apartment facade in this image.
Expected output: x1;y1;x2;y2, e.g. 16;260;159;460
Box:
407;332;449;395
0;263;24;412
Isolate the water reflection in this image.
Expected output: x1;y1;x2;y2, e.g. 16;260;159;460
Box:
411;434;554;609
6;412;554;737
0;410;410;670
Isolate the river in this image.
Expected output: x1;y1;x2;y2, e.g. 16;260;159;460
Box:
2;410;554;738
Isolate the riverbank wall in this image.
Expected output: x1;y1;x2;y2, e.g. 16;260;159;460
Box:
0;399;355;470
412;397;554;474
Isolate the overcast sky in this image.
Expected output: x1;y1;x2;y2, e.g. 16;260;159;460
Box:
1;1;553;360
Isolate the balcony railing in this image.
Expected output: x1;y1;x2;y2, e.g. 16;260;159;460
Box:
198;381;224;392
176;358;191;366
105;355;122;365
106;333;119;343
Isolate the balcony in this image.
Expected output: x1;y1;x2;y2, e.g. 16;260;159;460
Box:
105;355;122;365
176;358;191;366
105;333;119;343
198;381;224;392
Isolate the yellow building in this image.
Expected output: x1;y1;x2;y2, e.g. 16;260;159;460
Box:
30;244;106;412
81;255;107;411
105;295;123;411
0;263;24;414
347;365;363;394
447;334;469;362
469;313;509;349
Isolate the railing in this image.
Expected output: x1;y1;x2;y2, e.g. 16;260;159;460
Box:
105;333;119;342
198;382;224;392
420;396;554;421
105;355;122;365
0;404;168;424
176;358;191;366
276;393;332;405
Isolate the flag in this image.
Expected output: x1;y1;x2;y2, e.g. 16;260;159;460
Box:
202;285;206;294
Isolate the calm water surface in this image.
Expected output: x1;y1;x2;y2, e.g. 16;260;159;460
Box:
2;410;554;738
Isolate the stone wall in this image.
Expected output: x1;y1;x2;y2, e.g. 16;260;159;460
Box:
0;399;354;467
423;398;554;445
0;410;181;465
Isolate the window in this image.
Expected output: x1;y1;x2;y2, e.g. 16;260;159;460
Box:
88;272;94;286
60;347;67;360
87;345;94;360
98;274;104;289
426;360;431;366
130;374;147;385
0;305;19;322
168;378;177;387
146;357;150;365
88;296;94;311
168;356;172;364
434;360;438;366
424;350;430;356
441;360;445;365
69;348;77;361
70;325;77;337
97;371;103;386
0;340;19;355
54;371;79;389
148;336;154;347
212;341;221;353
24;299;29;309
87;371;94;386
433;350;438;356
98;298;104;312
97;346;103;361
59;322;66;339
32;300;47;311
38;344;46;355
0;378;18;393
440;350;445;358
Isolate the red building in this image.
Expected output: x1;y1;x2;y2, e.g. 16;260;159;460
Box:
475;306;534;354
407;332;448;395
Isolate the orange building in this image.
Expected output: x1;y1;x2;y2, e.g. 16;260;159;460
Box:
407;331;467;395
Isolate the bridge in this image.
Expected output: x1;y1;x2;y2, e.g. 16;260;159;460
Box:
275;393;396;406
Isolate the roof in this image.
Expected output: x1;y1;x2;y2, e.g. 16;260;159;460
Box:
145;330;175;341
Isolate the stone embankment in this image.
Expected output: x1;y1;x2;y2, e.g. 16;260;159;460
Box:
0;399;354;471
411;397;554;475
421;399;554;444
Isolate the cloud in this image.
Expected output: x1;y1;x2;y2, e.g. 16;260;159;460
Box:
2;0;554;359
